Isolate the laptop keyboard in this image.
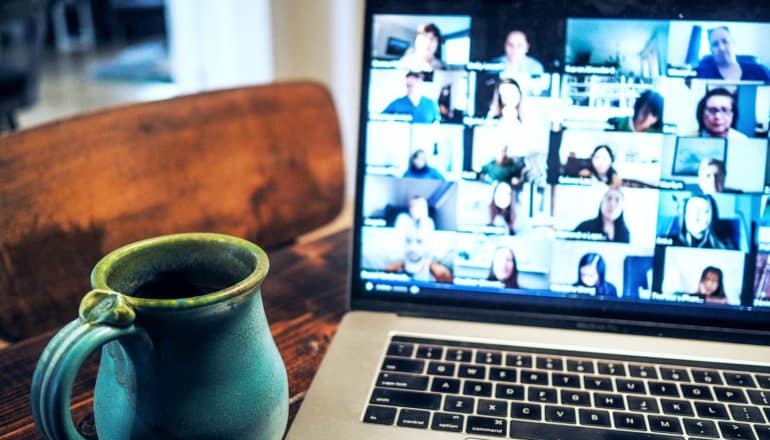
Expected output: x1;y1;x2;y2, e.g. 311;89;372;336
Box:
363;335;770;439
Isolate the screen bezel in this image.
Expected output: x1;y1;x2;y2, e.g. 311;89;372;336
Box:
350;0;770;340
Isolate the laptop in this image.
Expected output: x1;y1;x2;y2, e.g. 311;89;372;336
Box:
287;1;770;438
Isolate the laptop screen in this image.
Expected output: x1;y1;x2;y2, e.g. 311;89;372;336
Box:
352;0;770;331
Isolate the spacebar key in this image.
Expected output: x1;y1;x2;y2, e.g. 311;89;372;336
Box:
508;421;684;440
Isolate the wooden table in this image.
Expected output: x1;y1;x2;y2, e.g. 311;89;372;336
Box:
0;229;350;439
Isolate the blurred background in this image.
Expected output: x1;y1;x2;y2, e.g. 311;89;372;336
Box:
2;0;363;201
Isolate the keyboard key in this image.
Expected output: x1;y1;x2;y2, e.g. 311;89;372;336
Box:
748;389;770;405
387;342;414;357
521;370;549;385
509;420;688;439
628;364;658;379
598;361;626;376
684;418;719;437
466;415;506;437
415;345;443;360
536;356;563;371
578;408;611;427
370;388;441;410
757;375;770;390
725;373;756;388
430;412;463;432
477;399;507;417
458;364;486;379
755;425;770;440
545;405;576;424
715;386;748;403
616;379;646;394
430;377;460;394
594;392;625;410
695;402;730;419
427;361;455;376
396;408;429;429
627;396;659;413
382;357;425;374
560;390;590;406
377;372;429;391
444;395;474;414
363;405;396;425
463;380;492;397
648;415;683;434
584;376;613;391
661;398;694;416
566;358;594;374
445;348;471;362
495;383;524;400
528;387;557;403
552;373;581;388
612;412;647;431
682;384;714;401
729;404;765;423
505;353;532;368
660;367;690;382
649;381;680;397
510;402;542;420
489;367;517;382
693;369;724;385
476;350;502;365
718;421;756;439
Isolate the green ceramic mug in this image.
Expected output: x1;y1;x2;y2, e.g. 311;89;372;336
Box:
31;233;288;440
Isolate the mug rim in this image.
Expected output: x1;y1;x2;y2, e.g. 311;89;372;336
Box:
90;232;269;310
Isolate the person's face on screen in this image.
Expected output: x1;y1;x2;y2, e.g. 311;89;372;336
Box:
600;189;623;221
634;105;659;131
591;147;613;176
403;229;429;269
709;28;736;66
405;75;421;97
496;145;509;162
492;248;515;281
504;31;529;64
684;197;712;239
698;161;725;194
409;197;429;221
702;95;734;137
412;151;427;170
579;262;599;287
498;82;522;110
415;30;439;60
698;270;721;296
493;183;513;209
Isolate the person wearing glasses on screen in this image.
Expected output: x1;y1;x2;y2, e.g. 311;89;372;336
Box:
607;90;664;133
573;253;618;298
670;195;734;250
488;247;519;289
383;71;440;123
696;26;770;82
398;23;444;72
695;88;746;139
574;188;630;243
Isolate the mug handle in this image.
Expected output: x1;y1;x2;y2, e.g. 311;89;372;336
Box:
31;289;140;440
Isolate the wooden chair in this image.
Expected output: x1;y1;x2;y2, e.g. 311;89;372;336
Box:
0;82;345;342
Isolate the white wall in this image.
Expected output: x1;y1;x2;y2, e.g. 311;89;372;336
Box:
167;0;364;199
270;0;364;200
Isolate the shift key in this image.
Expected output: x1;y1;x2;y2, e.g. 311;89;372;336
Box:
370;388;442;410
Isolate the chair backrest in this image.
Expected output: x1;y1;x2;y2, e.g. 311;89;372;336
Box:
0;82;345;341
0;0;47;110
